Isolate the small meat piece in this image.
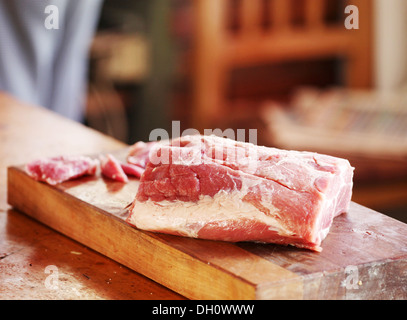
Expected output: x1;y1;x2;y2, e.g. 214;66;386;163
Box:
127;140;170;169
120;162;145;178
127;135;354;252
25;155;98;185
100;154;128;183
127;141;157;168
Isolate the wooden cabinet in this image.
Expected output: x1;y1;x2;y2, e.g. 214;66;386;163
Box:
191;0;373;131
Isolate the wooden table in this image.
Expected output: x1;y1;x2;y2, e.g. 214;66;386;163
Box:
2;93;407;300
0;93;184;299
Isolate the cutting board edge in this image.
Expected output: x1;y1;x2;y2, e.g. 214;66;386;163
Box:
7;165;266;300
8;164;407;300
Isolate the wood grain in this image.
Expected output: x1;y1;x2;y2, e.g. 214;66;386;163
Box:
8;155;407;299
2;93;405;299
7;165;301;299
0;92;183;300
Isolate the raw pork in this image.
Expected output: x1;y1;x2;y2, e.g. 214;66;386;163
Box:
121;162;145;178
100;154;128;183
127;141;158;169
127;135;354;251
25;155;98;185
126;140;168;177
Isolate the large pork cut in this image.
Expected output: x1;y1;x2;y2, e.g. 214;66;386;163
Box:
126;135;354;251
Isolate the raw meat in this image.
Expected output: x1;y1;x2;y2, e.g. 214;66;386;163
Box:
25;155;98;185
100;154;128;183
127;135;354;252
127;141;159;169
126;140;168;177
121;162;145;178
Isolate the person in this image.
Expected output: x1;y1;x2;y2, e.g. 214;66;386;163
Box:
0;0;102;122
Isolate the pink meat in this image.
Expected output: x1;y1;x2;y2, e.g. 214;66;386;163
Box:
127;135;354;252
121;162;145;178
25;155;98;185
125;140;169;178
100;154;128;183
127;141;159;169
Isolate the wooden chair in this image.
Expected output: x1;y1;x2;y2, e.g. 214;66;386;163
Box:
191;0;373;131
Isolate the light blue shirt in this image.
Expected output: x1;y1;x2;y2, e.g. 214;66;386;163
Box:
0;0;102;121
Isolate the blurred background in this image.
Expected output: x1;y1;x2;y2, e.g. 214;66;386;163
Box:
2;0;407;223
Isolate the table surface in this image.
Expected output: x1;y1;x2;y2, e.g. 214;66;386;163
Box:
0;93;184;300
2;93;406;300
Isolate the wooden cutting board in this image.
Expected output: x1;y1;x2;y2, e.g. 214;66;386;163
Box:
7;150;407;299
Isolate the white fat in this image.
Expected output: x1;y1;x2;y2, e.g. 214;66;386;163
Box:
129;190;294;238
318;226;331;242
